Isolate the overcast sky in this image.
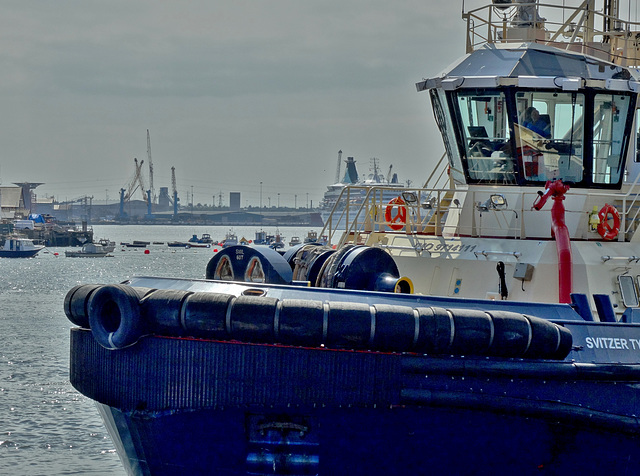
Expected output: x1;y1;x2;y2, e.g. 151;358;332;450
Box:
0;1;468;207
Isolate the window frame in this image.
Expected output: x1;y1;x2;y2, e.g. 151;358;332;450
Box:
446;87;637;188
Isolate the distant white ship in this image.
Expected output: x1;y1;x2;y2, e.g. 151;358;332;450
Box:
320;151;406;228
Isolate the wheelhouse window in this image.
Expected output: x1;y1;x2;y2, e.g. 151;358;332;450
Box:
443;85;635;188
455;90;516;184
592;93;630;184
431;88;466;184
516;91;585;183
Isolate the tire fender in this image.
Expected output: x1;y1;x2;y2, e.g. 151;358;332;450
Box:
88;284;144;350
64;284;102;328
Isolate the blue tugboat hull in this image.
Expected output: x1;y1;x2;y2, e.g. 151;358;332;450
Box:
97;404;640;476
70;326;640;475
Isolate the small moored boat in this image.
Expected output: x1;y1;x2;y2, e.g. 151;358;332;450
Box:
289;236;301;247
187;243;211;249
188;233;214;244
268;231;285;250
253;230;268;245
304;230;318;243
0;236;44;258
65;243;112;258
96;239;116;253
221;231;238;248
167;241;190;248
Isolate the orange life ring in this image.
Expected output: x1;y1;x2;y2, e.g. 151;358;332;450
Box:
597;204;620;241
385;196;407;230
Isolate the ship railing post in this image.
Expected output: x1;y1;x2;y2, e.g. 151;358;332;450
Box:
415;189;422;231
486;4;493;44
584;0;595;45
621;196;627;242
502;15;507;45
436;190;441;236
520;190;526;239
463;11;473;54
471;190;478;237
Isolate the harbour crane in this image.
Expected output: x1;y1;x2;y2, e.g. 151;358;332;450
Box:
147;130;156;205
122;158;147;202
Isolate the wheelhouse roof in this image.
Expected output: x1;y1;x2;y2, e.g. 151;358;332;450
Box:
421;43;640;90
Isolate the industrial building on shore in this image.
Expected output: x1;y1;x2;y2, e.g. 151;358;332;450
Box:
1;183;323;227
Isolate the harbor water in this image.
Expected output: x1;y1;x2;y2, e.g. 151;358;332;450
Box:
0;224;320;475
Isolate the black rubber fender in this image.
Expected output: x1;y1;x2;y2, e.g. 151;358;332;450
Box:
414;307;454;354
64;284;102;328
325;301;372;349
65;284;153;329
371;304;416;352
524;314;564;359
554;324;573;360
181;292;234;339
277;299;324;347
229;295;279;343
88;284;145;350
449;309;493;355
73;285;573;359
141;289;191;336
485;310;531;357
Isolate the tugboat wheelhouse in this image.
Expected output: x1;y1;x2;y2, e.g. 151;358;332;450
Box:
426;45;638;188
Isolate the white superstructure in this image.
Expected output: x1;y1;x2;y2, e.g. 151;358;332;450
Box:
321;0;640;319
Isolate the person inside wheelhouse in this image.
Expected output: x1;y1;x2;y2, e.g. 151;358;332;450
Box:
431;86;635;188
522;106;550;138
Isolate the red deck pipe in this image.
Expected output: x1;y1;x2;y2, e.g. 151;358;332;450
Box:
533;180;572;304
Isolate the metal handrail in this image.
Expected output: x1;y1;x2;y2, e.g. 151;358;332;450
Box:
320;180;640;247
464;1;640;67
422;152;450;190
619;172;640;236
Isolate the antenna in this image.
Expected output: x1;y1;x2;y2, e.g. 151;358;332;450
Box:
335;150;342;183
147;130;155;204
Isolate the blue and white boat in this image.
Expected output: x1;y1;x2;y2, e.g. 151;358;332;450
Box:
65;2;640;474
188;233;214;244
0;236;44;258
221;231;238;248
